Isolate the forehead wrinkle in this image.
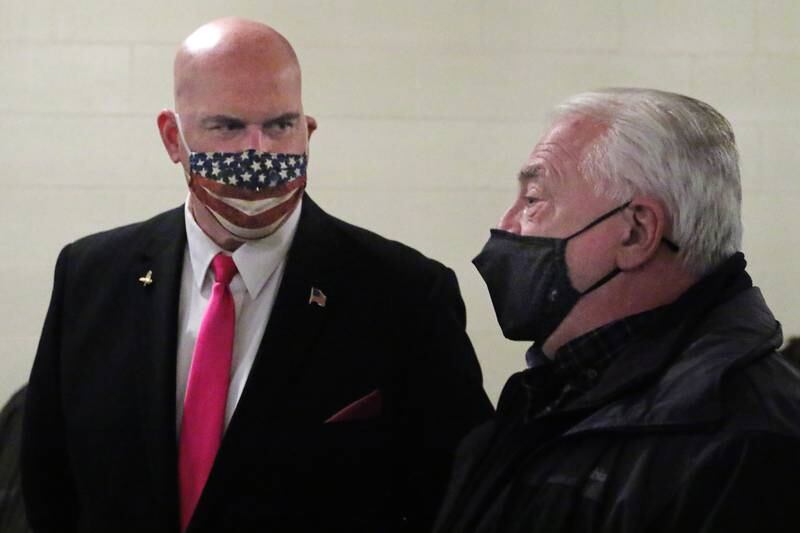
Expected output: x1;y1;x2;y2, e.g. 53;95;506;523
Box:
525;142;579;188
535;141;581;168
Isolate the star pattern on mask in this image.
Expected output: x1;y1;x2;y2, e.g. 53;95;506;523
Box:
189;150;307;191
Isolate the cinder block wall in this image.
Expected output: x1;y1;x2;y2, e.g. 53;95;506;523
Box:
2;1;798;404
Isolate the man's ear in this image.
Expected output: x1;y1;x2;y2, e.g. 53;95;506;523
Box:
617;197;668;270
157;110;182;164
305;115;318;140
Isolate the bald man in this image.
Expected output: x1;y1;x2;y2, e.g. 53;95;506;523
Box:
21;18;492;533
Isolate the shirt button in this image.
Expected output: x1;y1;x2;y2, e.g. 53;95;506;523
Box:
586;369;598;380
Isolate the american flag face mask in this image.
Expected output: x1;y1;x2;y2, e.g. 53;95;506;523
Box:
175;114;307;240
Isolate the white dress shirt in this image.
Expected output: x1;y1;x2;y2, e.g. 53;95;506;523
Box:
175;197;302;434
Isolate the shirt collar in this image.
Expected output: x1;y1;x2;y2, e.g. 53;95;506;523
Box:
184;195;302;298
554;308;661;386
522;307;663;408
517;309;662;421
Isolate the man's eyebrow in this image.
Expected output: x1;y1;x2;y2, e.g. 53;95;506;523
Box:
518;165;543;182
198;113;302;127
262;112;302;127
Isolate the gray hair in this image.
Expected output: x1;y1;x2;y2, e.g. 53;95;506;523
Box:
553;88;742;275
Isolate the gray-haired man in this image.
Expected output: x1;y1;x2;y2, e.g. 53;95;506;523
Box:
435;88;800;533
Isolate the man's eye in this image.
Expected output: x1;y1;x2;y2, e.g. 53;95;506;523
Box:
209;122;244;131
268;120;294;131
525;196;539;206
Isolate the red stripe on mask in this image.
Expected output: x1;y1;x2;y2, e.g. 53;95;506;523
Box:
188;174;306;200
191;184;304;229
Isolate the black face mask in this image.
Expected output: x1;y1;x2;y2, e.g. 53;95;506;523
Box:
474;201;669;344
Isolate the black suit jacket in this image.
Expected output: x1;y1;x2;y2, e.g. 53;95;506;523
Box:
0;386;30;533
22;196;493;532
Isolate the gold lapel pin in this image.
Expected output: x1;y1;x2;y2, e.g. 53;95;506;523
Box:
308;287;327;307
138;270;154;287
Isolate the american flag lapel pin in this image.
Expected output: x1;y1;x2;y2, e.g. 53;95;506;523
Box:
308;287;327;307
138;270;154;287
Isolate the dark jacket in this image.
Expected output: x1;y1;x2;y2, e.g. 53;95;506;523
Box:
0;386;31;533
436;257;800;533
22;196;494;533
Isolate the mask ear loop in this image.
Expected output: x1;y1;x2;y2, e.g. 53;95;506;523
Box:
564;201;632;296
574;201;681;296
565;201;632;241
662;238;680;252
579;267;621;296
173;113;195;188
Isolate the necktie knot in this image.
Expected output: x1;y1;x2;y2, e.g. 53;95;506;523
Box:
212;254;237;286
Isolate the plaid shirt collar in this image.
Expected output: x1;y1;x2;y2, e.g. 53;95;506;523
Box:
524;307;663;415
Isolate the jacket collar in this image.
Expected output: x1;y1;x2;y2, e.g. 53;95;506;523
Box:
564;287;782;434
543;253;782;433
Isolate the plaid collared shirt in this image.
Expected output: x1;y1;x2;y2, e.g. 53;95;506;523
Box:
524;308;662;418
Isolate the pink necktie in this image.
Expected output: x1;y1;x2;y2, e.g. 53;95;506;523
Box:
179;253;237;532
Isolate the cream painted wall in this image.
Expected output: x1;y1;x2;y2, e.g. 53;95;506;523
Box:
2;0;799;405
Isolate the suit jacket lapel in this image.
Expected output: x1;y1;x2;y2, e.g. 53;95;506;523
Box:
130;207;185;527
228;195;341;428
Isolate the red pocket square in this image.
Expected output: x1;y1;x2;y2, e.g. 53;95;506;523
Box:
325;389;383;423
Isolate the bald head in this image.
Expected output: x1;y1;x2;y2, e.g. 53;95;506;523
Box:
158;16;315;169
174;17;301;110
160;16;314;157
